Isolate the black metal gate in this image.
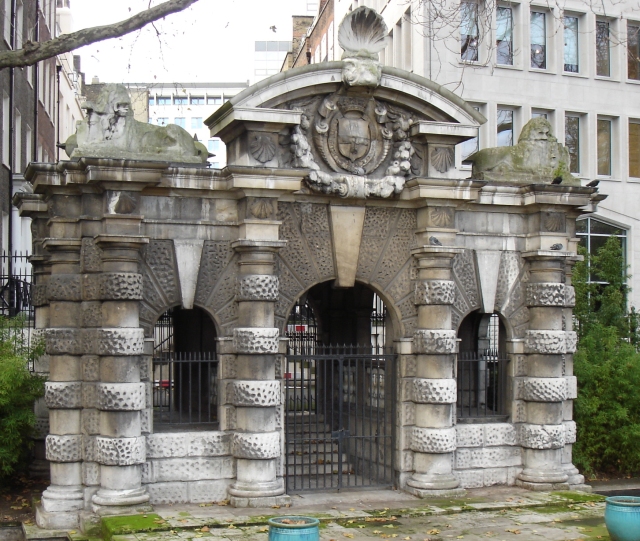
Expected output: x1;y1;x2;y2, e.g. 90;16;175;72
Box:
285;344;395;491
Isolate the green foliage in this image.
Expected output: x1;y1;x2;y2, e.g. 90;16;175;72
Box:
572;236;640;476
0;317;44;480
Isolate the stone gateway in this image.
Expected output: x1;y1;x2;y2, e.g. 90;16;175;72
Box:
18;6;601;533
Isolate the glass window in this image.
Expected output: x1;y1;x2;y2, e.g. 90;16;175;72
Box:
531;12;546;69
460;1;479;61
174;97;188;105
565;116;580;174
496;7;513;65
597;119;612;176
148;96;155;106
157;117;168;126
577;217;627;283
208;139;220;153
563;16;579;72
629;121;640;177
497;109;513;147
596;21;610;77
157;96;171;105
174;117;186;128
628;24;640;79
207;96;222;105
461;106;480;163
191;96;204;105
191;117;203;129
532;112;548;119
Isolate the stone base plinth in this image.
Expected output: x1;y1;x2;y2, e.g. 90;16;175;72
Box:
35;503;79;530
515;479;570;491
91;503;153;516
230;494;291;508
405;486;466;498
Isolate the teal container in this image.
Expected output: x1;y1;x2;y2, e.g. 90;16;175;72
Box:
268;516;320;541
605;496;640;541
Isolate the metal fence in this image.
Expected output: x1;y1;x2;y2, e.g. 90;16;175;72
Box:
457;349;509;421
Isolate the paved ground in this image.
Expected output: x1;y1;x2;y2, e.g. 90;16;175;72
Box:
32;487;606;541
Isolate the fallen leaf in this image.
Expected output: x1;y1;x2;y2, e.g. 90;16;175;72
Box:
201;526;210;532
345;534;354;539
272;505;281;509
349;507;355;511
428;529;440;535
505;528;521;534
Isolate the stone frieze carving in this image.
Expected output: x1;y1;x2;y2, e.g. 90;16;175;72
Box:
232;432;280;459
45;435;82;463
410;426;457;453
414;280;456;306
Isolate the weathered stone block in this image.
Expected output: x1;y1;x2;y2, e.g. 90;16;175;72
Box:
566;376;578;399
564;421;577;444
413;330;457;354
233;328;279;354
82;356;99;381
455;425;484;448
519;377;567;402
414;280;455;305
82;462;100;486
82;383;98;408
82;409;100;435
33;284;48;307
455;469;484;488
94;329;145;356
518;423;565;449
187;433;231;457
45;329;83;355
484;467;509;486
232;432;280;459
524;331;571;354
410;426;456;453
83;435;97;462
525;283;573;307
484;424;517;447
188;480;232;503
96;436;146;465
236;275;279;301
148;456;234;483
231;380;280;407
45;382;82;409
97;383;146;411
455;446;521;469
411;378;456;404
145;482;188;504
100;273;143;300
45;435;82;462
48;275;82;302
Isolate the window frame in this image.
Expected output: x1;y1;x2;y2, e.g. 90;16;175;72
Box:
596;19;611;78
563;14;580;73
530;10;548;70
460;0;480;63
628;22;640;80
496;107;515;147
496;5;514;66
576;216;628;285
629;120;640;178
564;114;581;174
597;117;613;177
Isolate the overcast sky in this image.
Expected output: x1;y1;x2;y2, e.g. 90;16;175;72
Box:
70;0;315;85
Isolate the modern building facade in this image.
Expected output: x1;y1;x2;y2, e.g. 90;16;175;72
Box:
290;0;640;308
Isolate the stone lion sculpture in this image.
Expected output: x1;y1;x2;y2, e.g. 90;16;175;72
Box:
468;117;578;185
64;84;208;164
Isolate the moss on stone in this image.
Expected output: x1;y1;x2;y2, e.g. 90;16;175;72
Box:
101;513;171;541
552;491;606;503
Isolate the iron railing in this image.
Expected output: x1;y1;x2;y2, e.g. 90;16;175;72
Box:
152;351;218;427
457;349;509;421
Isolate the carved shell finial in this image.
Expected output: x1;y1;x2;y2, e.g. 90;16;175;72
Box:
249;134;277;163
430;147;455;173
338;7;389;59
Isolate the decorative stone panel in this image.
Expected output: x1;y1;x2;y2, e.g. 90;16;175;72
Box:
45;329;83;355
414;280;456;305
33;284;48;306
231;380;280;407
526;284;574;307
518;423;565;449
44;382;82;409
232;328;279;354
82;409;100;434
83;435;97;462
524;331;573;354
47;275;82;301
411;378;456;404
45;435;82;462
565;331;577;353
99;273;144;300
96;436;146;465
455;425;484;448
236;275;279;302
146;432;230;458
413;330;457;354
232;432;280;459
145;456;234;483
484;424;518;447
94;329;145;355
410;427;456;453
566;376;578;400
82;383;98;408
97;383;146;411
519;377;567;402
564;421;577;444
455;446;521;469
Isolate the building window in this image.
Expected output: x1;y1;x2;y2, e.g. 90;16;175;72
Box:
629;121;640;177
496;6;513;65
174;117;186;128
461;106;480;163
596;21;610;77
628;23;640;79
255;41;291;76
563;16;579;72
148;96;155;106
576;217;627;282
565;115;580;174
531;11;547;69
191;117;203;129
157;117;168;126
497;108;513;147
208;139;220;153
597;118;612;176
207;96;221;105
532;111;548;119
460;1;479;61
14;109;21;172
191;96;204;105
2;92;9;166
174;97;188;105
157;96;171;105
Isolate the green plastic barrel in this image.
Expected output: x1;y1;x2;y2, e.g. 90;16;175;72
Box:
268;516;320;541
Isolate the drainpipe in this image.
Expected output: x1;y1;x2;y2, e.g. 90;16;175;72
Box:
33;0;39;162
8;0;16;279
56;65;61;161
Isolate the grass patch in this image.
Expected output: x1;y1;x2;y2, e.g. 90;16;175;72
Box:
102;514;171;541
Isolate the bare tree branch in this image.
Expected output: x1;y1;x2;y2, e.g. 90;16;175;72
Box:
0;0;200;69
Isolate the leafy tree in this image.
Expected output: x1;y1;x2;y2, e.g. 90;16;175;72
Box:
573;236;640;476
0;317;44;480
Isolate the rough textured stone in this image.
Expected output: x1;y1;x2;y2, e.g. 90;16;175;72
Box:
413;330;457;354
94;329;145;355
46;435;82;462
97;383;146;411
45;329;83;355
520;377;568;402
524;331;572;354
48;275;82;301
95;436;146;465
99;273;143;300
231;380;280;407
233;328;279;354
45;382;82;409
236;275;279;302
232;432;280;459
146;432;230;458
411;378;456;404
518;423;565;449
526;283;574;307
410;427;456;453
414;280;455;305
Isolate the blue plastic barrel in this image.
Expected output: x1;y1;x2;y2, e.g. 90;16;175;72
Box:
605;496;640;541
268;516;320;541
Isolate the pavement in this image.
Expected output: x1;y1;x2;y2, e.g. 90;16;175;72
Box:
18;486;612;541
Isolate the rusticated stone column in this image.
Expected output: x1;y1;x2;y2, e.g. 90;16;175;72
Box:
227;239;290;507
91;234;150;513
516;252;578;490
38;239;85;529
406;246;465;497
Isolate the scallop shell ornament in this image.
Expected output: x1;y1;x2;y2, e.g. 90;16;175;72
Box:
338;6;389;59
249;134;277;164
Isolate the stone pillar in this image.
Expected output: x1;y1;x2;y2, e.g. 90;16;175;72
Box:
38;238;85;529
516;252;577;490
227;239;290;507
91;234;150;513
406;246;465;497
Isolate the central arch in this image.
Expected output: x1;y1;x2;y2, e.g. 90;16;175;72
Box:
283;280;397;493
